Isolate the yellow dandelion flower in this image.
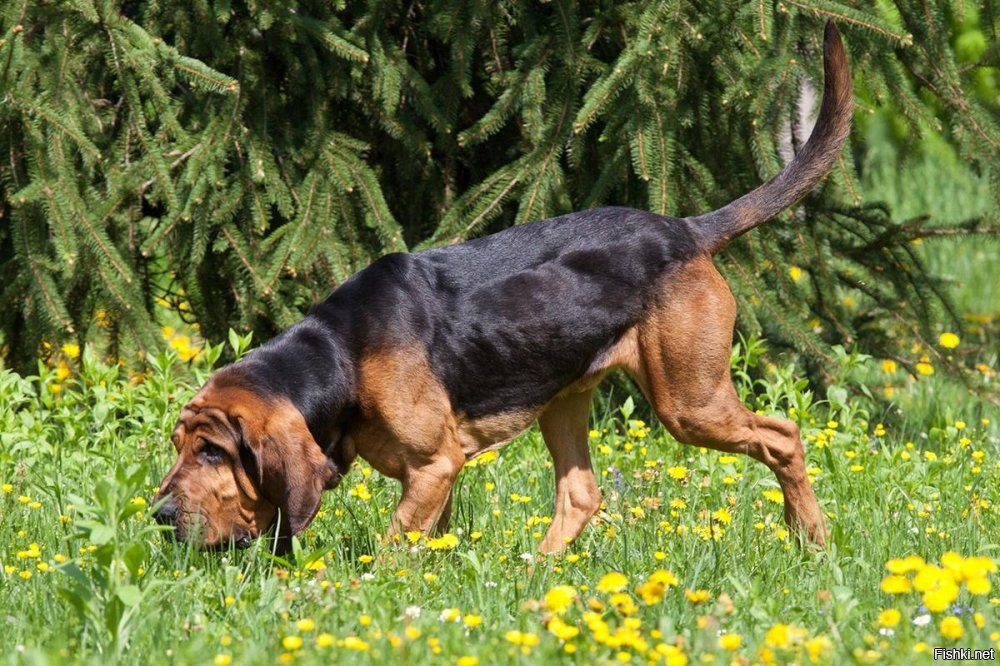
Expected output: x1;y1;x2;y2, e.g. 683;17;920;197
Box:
281;635;303;651
343;636;369;651
712;507;732;524
718;633;742;651
922;583;960;613
913;564;947;592
609;592;638;615
457;657;480;666
213;655;232;666
877;609;901;627
547;616;580;641
805;635;831;662
762;488;784;504
426;533;459;551
61;343;80;359
504;630;539;646
788;266;803;281
939;616;963;640
635;568;679;604
763;623;807;649
349;483;372;501
596;572;629;593
55;360;71;381
545;585;578;615
880;575;914;595
684;589;710;604
938;332;960;349
966;576;991;596
316;633;335;648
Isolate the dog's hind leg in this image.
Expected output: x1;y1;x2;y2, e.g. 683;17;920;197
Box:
630;257;827;545
537;389;602;553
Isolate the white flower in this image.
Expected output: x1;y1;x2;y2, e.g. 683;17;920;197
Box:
912;614;931;627
878;628;895;637
519;552;534;563
361;573;375;581
438;608;461;623
404;606;422;619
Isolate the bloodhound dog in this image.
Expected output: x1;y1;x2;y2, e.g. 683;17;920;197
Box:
154;23;851;554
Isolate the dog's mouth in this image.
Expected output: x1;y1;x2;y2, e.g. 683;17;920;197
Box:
195;528;258;551
233;531;255;549
157;509;260;550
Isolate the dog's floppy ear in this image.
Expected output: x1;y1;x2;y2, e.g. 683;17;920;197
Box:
236;399;335;549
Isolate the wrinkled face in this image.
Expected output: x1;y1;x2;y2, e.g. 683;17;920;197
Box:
153;380;336;550
154;400;276;548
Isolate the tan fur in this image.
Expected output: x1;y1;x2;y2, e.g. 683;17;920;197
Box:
155;384;332;547
537;389;601;552
623;257;826;543
528;257;826;552
348;348;465;536
456;410;537;459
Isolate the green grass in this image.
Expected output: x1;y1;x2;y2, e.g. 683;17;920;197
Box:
3;119;998;665
1;338;997;666
861;110;999;320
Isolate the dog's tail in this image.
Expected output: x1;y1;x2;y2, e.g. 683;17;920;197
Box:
689;22;852;255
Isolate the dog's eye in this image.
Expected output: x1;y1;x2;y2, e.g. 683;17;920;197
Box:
199;442;227;465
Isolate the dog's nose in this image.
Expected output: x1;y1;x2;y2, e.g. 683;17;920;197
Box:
153;498;179;526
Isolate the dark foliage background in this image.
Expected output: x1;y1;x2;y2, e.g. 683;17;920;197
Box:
1;1;997;376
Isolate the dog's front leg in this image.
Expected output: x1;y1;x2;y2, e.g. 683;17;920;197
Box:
387;448;464;541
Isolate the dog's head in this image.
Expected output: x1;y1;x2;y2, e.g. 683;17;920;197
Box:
153;379;338;551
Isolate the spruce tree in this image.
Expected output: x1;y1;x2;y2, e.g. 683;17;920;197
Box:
1;1;996;378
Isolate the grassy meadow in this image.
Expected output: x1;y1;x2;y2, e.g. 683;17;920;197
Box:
1;326;997;665
2;111;998;666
